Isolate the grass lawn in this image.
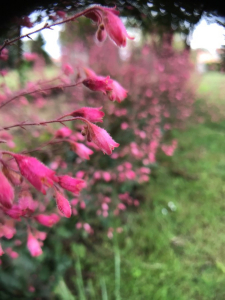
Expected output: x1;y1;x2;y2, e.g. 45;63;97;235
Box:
55;72;225;300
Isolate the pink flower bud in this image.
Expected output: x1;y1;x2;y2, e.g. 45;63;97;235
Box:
35;230;47;241
19;16;33;28
83;121;119;155
102;171;111;182
56;10;66;18
107;80;128;103
70;141;94;160
80;201;86;209
116;227;123;233
28;286;35;293
19;190;37;213
62;63;74;75
84;6;134;47
0;171;14;209
102;203;109;210
55;127;72;138
70;107;105;123
0;243;4;256
76;222;82;229
83;223;92;233
58;175;86;195
102;211;108;218
5;247;19;259
23;52;38;61
13;154;58;195
27;231;43;257
100;7;134;47
4;205;24;220
0;221;16;239
55;191;71;218
83;76;113;94
84;68;127;102
133;200;140;206
118;203;126;210
0;48;8;61
35;214;60;227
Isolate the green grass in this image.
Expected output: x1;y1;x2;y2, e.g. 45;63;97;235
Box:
66;72;225;300
198;71;225;104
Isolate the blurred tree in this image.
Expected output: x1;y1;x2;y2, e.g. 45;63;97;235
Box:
30;34;52;65
0;0;225;36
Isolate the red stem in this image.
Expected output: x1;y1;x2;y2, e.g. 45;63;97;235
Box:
0;116;89;131
0;6;100;54
0;81;83;109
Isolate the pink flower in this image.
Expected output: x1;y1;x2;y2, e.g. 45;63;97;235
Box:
83;223;92;234
0;221;16;239
55;127;72;138
0;171;14;209
133;200;140;206
35;213;60;227
70;141;94;160
102;9;134;47
28;286;35;293
107;227;114;239
103;171;111;182
82;121;119;155
27;230;43;257
13;154;58;195
82;76;113;94
76;171;85;178
118;203;126;210
102;210;108;218
4;205;25;220
0;243;4;256
5;247;19;259
102;203;109;210
56;10;66;18
121;122;129;130
76;222;82;229
19;16;33;28
116;227;123;233
126;170;136;180
23;53;38;61
34;230;47;241
84;68;127;102
62;63;74;75
71;198;79;206
80;201;86;209
55;191;71;218
84;6;134;47
0;49;8;61
58;175;86;195
107;80;127;102
69;107;105;123
0;131;15;148
19;190;38;213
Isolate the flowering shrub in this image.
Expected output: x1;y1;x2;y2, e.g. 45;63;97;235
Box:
0;5;134;260
0;4;195;285
57;28;195;239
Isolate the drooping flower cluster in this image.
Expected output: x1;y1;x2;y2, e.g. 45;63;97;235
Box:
84;6;134;47
0;4;131;260
83;67;128;103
